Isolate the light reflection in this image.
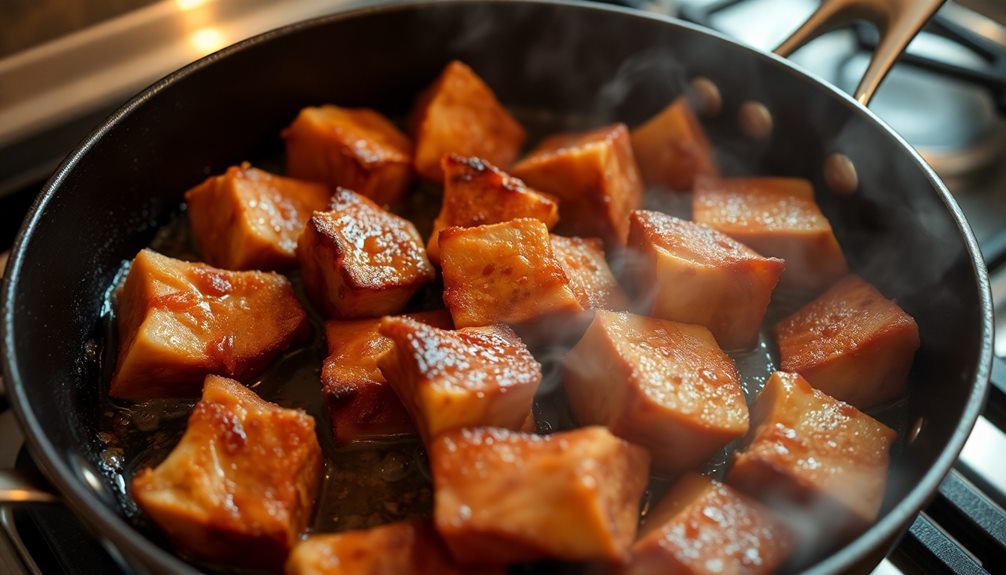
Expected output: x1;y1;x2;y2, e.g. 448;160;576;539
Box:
190;27;227;54
5;489;33;502
870;559;904;575
80;464;104;492
175;0;209;10
959;415;1006;501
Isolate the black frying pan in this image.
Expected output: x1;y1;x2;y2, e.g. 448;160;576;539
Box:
0;1;992;573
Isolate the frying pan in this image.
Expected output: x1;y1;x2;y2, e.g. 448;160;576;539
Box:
0;0;992;573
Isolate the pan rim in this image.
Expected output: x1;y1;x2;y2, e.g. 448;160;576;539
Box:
0;0;993;573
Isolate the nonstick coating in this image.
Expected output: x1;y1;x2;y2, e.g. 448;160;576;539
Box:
1;1;992;574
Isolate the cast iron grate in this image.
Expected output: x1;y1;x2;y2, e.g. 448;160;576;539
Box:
677;0;1006;113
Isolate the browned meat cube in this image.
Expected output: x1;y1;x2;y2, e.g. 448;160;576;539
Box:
285;520;503;575
630;97;718;191
439;218;582;327
427;154;559;263
774;275;920;408
430;427;650;565
322;310;453;445
726;371;896;542
626;210;783;350
378;317;541;443
297;188;435;319
549;235;627;311
620;473;792;575
410;61;526;183
185;164;331;271
520;410;537;433
110;249;309;400
693;176;847;290
283;105;413;207
133;375;322;571
563;311;748;472
511;124;643;247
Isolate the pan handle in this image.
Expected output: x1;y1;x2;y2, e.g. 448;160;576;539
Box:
0;470;58;504
774;0;946;106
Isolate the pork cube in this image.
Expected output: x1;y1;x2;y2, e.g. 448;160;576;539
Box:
427;154;559;263
430;426;650;565
110;249;309;400
322;310;453;445
563;311;748;472
512;124;644;247
378;317;541;443
185;164;331;271
774;275;919;408
693;176;847;290
621;473;792;575
439;218;582;328
285;520;503;575
297;188;435;319
133;375;322;571
520;410;537;433
283;105;413;207
549;235;627;311
630;97;718;191
726;371;896;540
409;61;526;182
626;210;783;350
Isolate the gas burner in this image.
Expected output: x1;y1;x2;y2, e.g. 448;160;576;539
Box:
676;0;1006;182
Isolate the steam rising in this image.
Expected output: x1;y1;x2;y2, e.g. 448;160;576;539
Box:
591;46;689;122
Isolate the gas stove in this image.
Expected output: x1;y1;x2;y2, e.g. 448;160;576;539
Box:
1;1;1005;574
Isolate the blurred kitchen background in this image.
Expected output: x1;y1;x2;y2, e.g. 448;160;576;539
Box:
1;0;1005;574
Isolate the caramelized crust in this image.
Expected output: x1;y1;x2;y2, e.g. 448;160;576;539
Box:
377;317;541;443
110;249;310;400
409;61;526;182
626;210;783;350
549;235;627;311
621;474;792;575
132;376;322;571
630;97;718;191
283;105;413;207
774;275;919;408
693;176;847;290
322;310;453;444
185;164;331;271
430;427;650;565
512;124;643;247
726;372;896;543
427;154;559;263
297;188;435;319
563;311;748;472
285;520;504;575
439;218;582;328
